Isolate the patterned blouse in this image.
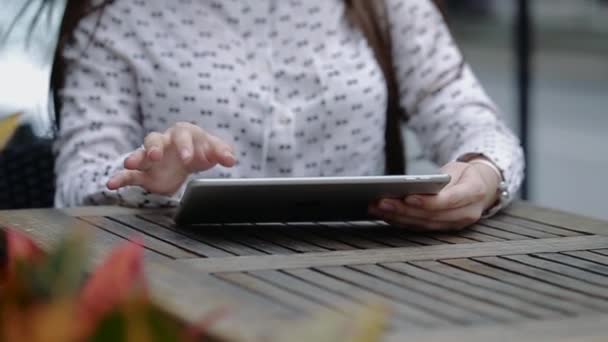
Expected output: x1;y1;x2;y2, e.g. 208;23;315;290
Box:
54;0;524;208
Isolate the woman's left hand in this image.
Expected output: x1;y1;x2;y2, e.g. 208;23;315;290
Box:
368;160;501;231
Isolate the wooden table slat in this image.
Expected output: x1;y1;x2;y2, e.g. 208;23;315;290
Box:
506;202;608;236
109;215;237;257
495;215;586;237
349;264;526;322
562;250;608;267
273;224;360;251
503;254;608;287
180;235;608;273
197;224;299;255
421;234;480;245
441;258;608;312
452;230;506;242
409;260;584;316
535;252;608;277
284;268;448;327
132;215;274;256
474;256;608;300
341;223;422;247
470;223;534;241
377;262;560;319
215;272;328;314
247;224;330;253
591;249;608;257
482;219;558;239
79;216;196;259
0;209;167;263
249;270;357;313
315;265;494;325
388;314;608;342
391;234;446;246
310;223;397;249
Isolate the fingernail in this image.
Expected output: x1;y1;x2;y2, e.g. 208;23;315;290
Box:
181;149;192;161
379;200;395;212
406;196;422;206
147;147;158;158
223;150;235;160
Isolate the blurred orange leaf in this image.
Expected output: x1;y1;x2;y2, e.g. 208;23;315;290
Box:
90;294;186;342
78;238;146;337
0;113;20;151
2;299;76;342
4;227;44;279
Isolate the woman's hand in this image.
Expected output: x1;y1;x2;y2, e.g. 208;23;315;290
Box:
107;122;236;195
368;160;501;231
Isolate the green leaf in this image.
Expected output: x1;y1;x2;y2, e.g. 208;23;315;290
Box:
90;307;128;342
21;232;88;299
144;303;185;342
89;297;184;342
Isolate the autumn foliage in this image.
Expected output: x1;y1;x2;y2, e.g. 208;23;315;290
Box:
0;228;205;342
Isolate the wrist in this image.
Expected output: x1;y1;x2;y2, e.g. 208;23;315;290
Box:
467;158;502;210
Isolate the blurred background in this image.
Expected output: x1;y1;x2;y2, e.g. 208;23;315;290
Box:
409;0;608;220
1;0;607;218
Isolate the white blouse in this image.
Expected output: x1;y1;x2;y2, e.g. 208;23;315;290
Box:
55;0;524;208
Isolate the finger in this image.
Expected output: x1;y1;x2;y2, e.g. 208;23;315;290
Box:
171;128;195;162
399;162;466;211
368;206;469;231
199;134;236;167
124;148;146;170
423;165;488;210
440;162;468;186
404;177;485;212
143;132;168;161
368;206;444;231
106;170;148;190
375;198;483;224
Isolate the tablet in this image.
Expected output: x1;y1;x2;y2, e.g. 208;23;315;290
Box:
174;175;451;225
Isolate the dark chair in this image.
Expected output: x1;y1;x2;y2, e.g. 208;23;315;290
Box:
0;124;55;209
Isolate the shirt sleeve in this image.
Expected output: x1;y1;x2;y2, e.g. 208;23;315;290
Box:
54;4;179;208
385;0;525;205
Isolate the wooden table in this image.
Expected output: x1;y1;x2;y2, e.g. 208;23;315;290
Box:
1;202;608;341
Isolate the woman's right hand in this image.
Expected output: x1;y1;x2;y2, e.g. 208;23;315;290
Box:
107;122;236;195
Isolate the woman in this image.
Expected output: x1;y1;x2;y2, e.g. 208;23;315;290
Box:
54;0;524;230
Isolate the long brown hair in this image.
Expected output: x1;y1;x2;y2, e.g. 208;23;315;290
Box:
52;0;406;174
51;0;113;121
344;0;406;174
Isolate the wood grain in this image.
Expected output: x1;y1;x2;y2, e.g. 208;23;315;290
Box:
315;265;490;325
80;216;197;259
475;256;608;300
349;264;523;322
409;260;581;316
180;235;608;273
441;258;608;312
378;262;560;319
0;209;167;263
506;202;608;236
387;313;608;342
283;268;447;327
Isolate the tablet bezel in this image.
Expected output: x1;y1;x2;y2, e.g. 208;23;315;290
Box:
175;174;451;225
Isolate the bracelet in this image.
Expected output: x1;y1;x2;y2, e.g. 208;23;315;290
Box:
467;159;503;182
467;158;510;217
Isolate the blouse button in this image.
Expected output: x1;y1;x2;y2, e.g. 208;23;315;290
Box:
278;108;292;125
